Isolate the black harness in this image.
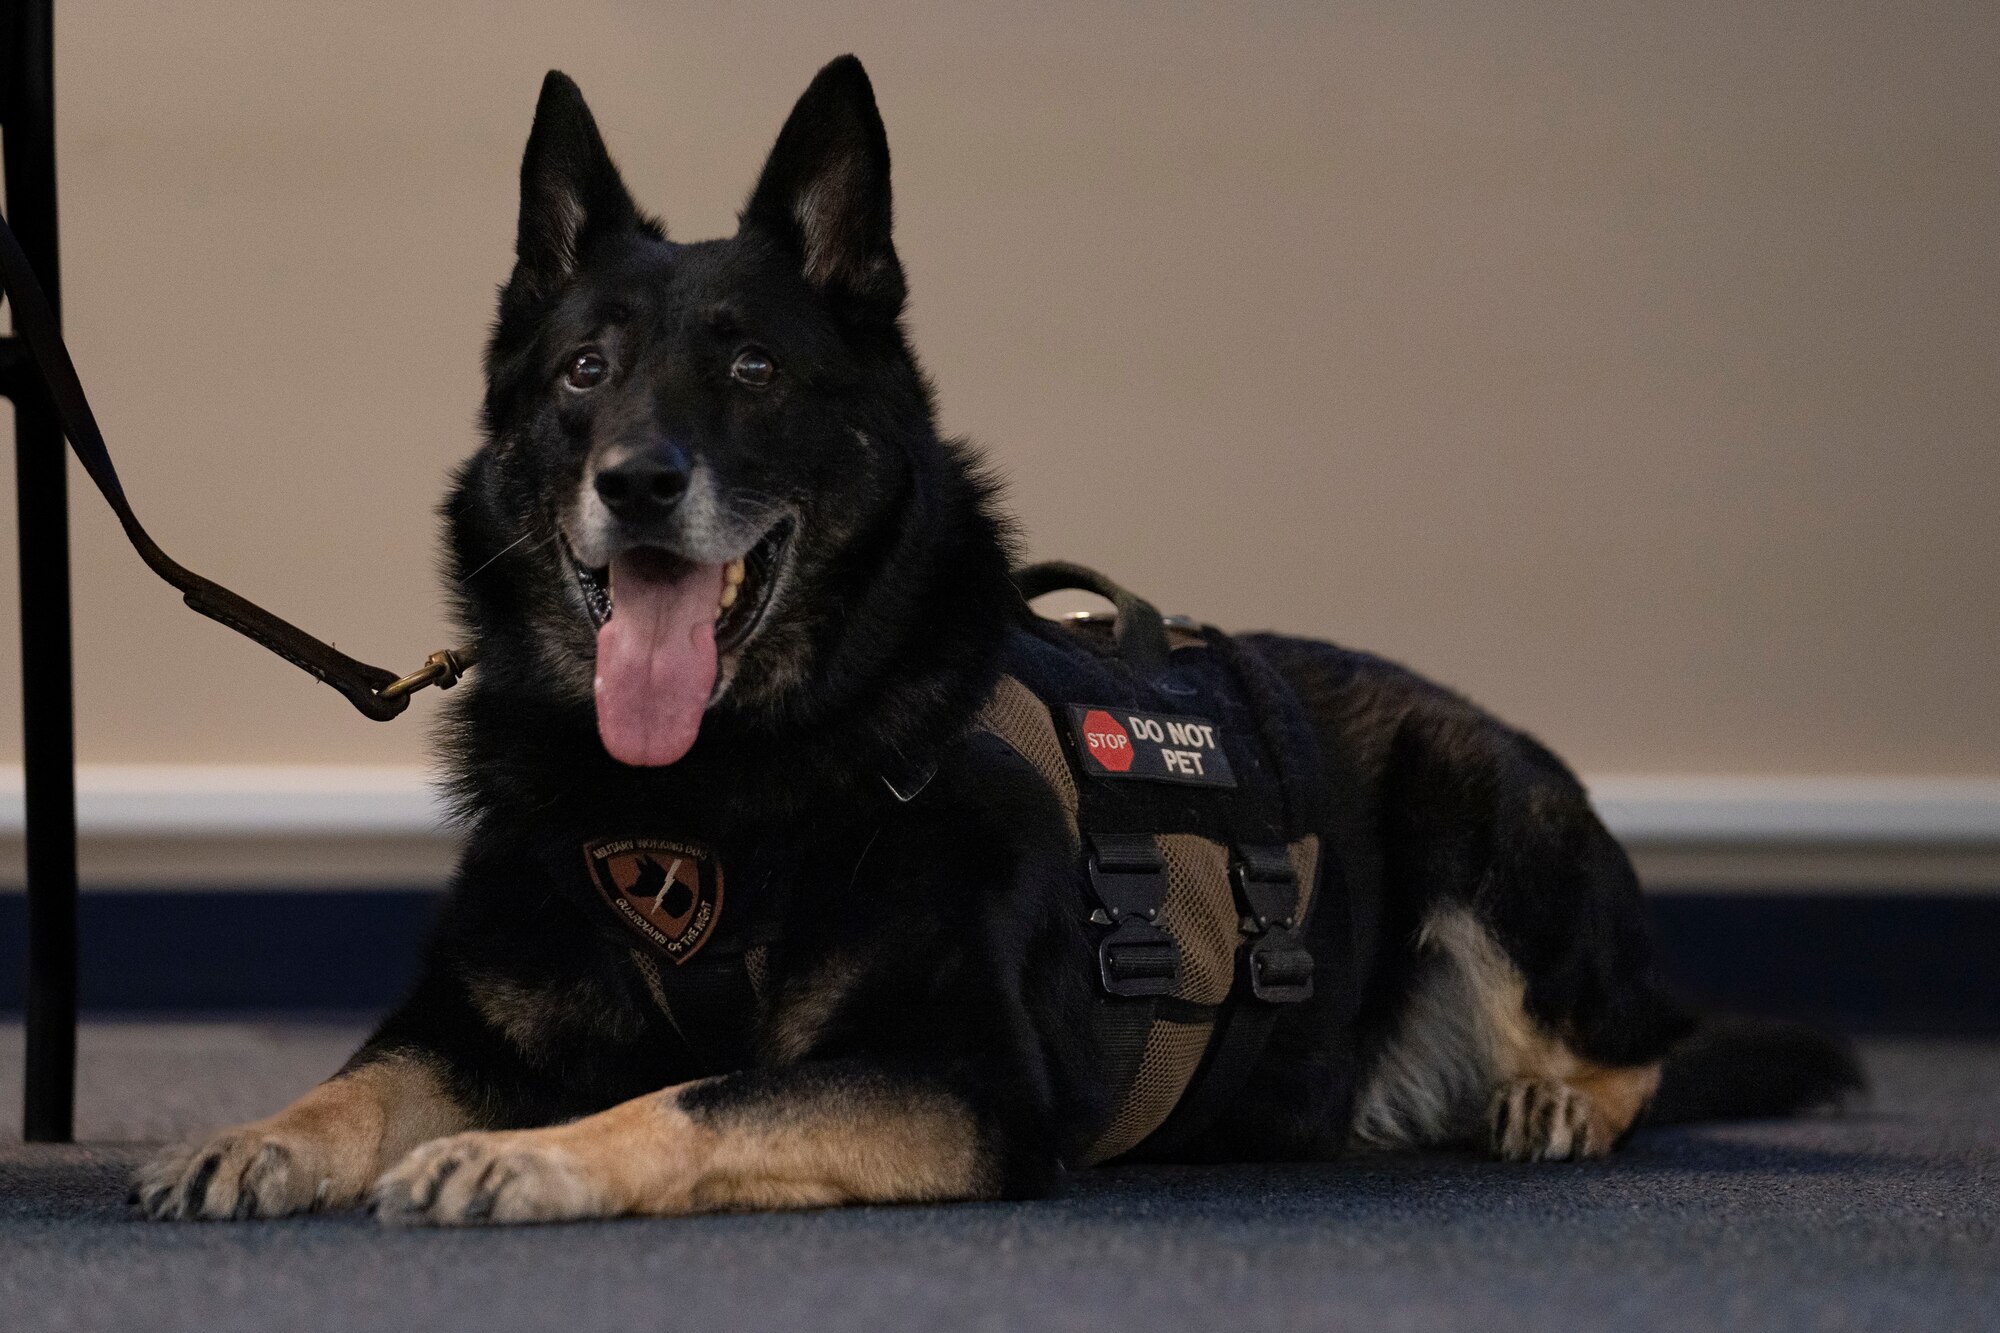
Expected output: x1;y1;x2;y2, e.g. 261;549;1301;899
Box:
988;564;1347;1160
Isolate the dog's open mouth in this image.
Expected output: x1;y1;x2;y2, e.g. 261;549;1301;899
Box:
570;517;794;767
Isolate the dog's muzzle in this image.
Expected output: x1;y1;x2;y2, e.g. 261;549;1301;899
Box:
569;515;795;658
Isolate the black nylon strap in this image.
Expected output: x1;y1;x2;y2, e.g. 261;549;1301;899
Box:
645;954;764;1072
1088;992;1156;1140
1130;631;1337;1160
0;209;449;720
1134;857;1304;1160
1138;997;1278;1159
1012;561;1173;676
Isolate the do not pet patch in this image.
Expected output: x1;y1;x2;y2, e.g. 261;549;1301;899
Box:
1065;705;1237;788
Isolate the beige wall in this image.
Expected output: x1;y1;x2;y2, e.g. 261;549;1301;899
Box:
5;0;1995;777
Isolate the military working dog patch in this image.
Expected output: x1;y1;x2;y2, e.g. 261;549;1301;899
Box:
1066;705;1237;788
582;837;725;964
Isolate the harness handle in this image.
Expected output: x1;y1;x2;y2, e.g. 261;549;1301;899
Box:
0;209;473;720
1012;560;1174;676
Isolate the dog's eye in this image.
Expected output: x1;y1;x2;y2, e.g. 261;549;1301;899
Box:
730;347;776;389
565;350;608;392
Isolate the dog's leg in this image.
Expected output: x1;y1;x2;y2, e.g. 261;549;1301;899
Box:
1419;908;1666;1161
1354;907;1664;1159
1352;907;1662;1159
133;1051;471;1219
1339;696;1691;1162
370;1062;994;1225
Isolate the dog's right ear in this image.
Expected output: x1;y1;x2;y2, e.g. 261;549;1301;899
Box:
511;72;642;301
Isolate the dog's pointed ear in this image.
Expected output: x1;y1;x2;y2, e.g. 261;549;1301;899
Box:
742;56;905;318
513;71;642;299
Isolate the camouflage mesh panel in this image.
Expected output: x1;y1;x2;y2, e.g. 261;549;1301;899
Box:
977;674;1079;831
1288;835;1320;924
1084;1017;1214;1163
1158;833;1239;1006
1157;833;1320;1007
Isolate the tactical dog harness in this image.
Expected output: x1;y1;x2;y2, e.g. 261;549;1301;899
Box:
982;564;1342;1161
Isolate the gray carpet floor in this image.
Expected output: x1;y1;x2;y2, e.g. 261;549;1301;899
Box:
0;1022;1994;1333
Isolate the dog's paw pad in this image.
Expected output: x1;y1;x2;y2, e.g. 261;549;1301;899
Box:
1487;1078;1607;1162
371;1132;606;1226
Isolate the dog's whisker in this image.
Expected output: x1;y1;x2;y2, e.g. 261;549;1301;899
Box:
458;529;554;586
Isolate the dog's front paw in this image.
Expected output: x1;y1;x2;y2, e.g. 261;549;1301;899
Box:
370;1130;611;1226
133;1125;349;1220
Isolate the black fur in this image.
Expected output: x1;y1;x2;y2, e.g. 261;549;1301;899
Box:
346;56;1856;1196
1643;1016;1864;1125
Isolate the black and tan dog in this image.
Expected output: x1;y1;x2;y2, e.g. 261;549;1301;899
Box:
134;57;1857;1225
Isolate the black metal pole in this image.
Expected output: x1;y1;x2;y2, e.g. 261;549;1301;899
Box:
2;0;79;1144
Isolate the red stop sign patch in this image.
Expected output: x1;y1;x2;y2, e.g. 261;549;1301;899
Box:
1079;709;1135;772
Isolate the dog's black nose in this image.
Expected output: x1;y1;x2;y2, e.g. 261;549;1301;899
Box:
594;445;692;521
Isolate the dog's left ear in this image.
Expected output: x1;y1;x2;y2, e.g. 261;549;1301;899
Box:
742;55;905;319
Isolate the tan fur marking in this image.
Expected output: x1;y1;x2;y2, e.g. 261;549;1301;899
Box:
1570;1060;1663;1145
683;1085;981;1212
470;970;644;1051
371;1078;983;1224
1354;907;1660;1158
765;954;864;1064
134;1055;468;1220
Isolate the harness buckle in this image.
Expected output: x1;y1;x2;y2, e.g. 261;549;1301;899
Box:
1232;844;1315;1004
1086;833;1179;998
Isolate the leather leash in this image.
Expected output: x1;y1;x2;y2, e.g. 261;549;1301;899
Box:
0;210;474;720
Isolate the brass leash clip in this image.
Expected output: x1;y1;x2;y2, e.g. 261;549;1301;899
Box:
376;646;479;704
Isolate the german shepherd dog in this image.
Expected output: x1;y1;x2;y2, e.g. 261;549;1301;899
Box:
135;57;1857;1224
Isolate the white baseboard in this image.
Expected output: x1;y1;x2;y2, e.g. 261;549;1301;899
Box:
0;765;447;837
0;765;1995;892
1584;776;2000;844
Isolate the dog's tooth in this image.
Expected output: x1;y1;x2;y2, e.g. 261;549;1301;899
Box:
724;559;746;587
719;582;738;610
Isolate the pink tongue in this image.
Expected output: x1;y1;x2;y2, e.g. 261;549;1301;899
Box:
594;555;725;766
